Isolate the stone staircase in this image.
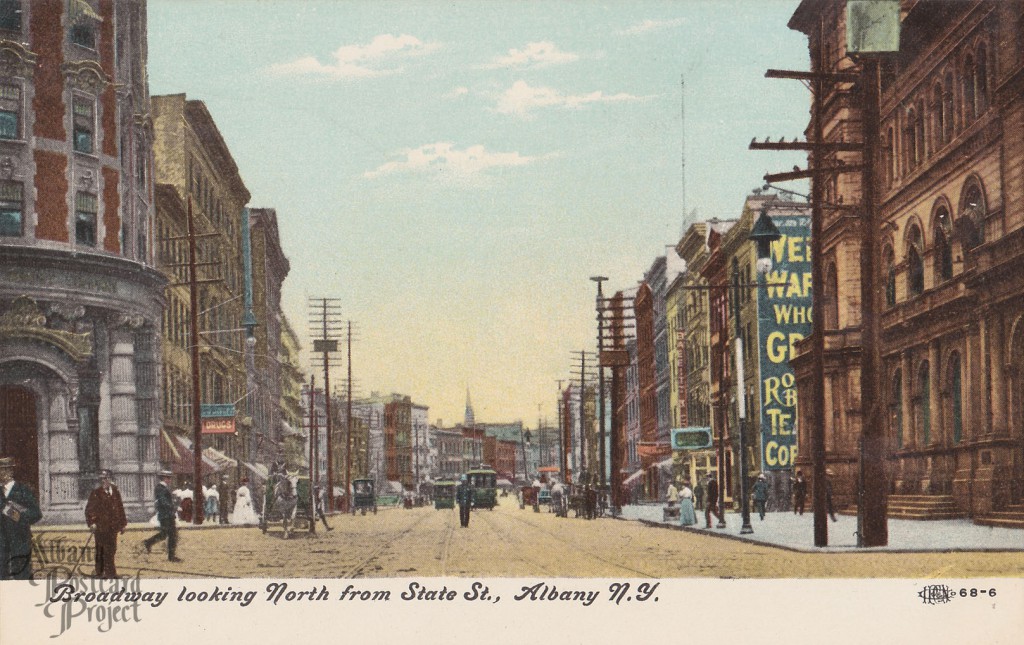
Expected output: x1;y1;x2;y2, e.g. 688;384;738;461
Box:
885;494;963;520
974;503;1024;529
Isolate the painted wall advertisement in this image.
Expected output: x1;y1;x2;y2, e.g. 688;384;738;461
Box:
757;215;812;471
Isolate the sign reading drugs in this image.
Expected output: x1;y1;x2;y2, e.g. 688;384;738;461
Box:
757;214;811;470
201;417;236;434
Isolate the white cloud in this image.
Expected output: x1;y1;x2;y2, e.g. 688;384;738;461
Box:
620;18;687;36
481;41;579;69
444;86;470;99
495;80;651;118
269;34;441;80
364;143;549;182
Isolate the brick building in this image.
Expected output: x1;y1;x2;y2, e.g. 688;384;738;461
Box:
0;0;164;523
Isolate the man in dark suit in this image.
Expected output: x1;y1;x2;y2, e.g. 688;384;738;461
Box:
142;470;181;562
217;475;231;524
704;472;724;528
456;475;473;528
0;456;43;580
85;469;127;579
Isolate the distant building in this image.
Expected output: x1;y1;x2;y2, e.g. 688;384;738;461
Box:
248;208;291;467
153;93;251;483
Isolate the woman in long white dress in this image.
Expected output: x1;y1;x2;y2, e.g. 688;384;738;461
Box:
230;481;260;525
679;480;698;526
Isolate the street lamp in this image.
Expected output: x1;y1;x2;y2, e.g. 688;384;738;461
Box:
734;206;781;535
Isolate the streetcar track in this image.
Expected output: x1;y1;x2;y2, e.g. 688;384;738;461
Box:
473;508;558;577
437;510;456;577
500;510;658;578
338;511;434;578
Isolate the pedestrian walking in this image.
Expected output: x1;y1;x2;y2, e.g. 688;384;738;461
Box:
0;456;42;579
203;480;219;524
217;475;231;524
752;473;769;521
666;479;679;508
85;469;127;579
314;485;332;531
825;468;838;522
678;479;697;527
230;478;260;525
792;469;807;515
143;470;182;562
694;478;704;511
456;475;472;528
704;473;723;528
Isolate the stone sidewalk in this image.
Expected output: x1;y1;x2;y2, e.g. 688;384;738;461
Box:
617;503;1024;552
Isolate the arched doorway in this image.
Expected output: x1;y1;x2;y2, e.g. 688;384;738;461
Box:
0;385;39;494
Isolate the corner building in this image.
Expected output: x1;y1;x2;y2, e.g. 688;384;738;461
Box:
789;0;1024;520
0;1;163;522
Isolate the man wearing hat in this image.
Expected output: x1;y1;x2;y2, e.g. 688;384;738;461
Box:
143;470;182;562
85;469;127;578
704;472;723;529
825;468;838;522
0;456;42;579
217;475;231;525
752;473;770;521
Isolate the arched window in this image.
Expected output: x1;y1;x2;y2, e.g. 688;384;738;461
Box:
907;224;925;296
918;360;931;445
963;54;976;122
931;83;944;149
976;45;988;114
885;126;896;187
905;108;918;171
825;263;839;329
916;98;926;160
959;180;986;250
884;245;896;307
934;205;953;283
943;72;955;141
949;352;963;443
891;368;903;449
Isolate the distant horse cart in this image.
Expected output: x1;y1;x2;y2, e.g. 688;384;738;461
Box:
261;472;312;538
351;478;377;515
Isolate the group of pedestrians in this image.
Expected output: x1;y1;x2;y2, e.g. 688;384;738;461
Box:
664;468;838;528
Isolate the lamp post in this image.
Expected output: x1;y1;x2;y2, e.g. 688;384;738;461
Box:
741;206;783;535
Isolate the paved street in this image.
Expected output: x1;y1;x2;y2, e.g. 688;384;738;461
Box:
31;500;1024;580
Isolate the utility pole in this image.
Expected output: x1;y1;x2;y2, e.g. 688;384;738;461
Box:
556;379;566;483
308;374;317;534
346;320;354;510
309;298;341;511
186;197;205;524
590;276;608;491
569;351;597;484
753;10;893;545
599;290;635;515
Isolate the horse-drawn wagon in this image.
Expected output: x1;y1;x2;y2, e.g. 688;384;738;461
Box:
261;472;313;538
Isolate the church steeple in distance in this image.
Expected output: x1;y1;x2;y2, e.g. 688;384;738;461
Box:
464;388;475;428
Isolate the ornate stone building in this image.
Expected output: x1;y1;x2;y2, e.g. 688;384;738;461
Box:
0;0;163;522
789;0;1024;521
152;93;251;478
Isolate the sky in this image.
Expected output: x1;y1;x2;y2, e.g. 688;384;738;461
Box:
147;0;812;428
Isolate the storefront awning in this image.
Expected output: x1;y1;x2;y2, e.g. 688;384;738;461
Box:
622;469;646;487
242;461;269;481
161;429;222;476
